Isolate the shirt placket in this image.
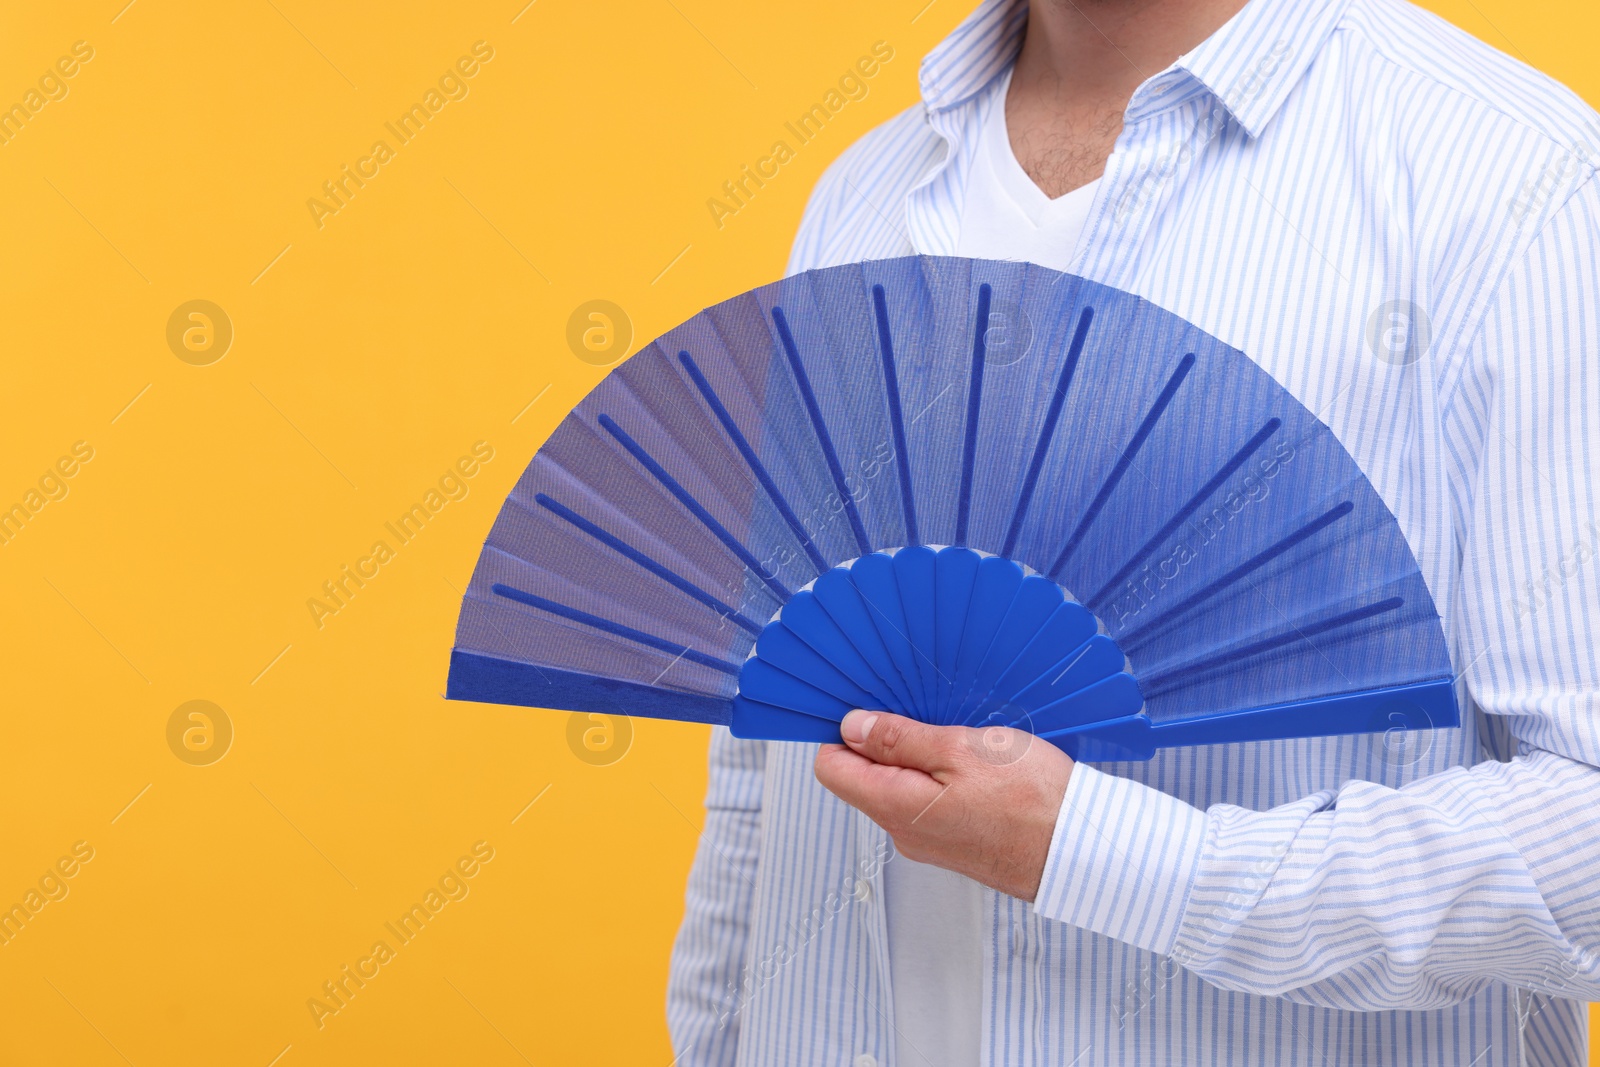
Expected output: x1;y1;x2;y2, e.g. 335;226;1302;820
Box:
855;808;894;1067
899;80;1228;1067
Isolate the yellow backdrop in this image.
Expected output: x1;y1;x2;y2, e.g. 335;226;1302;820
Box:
0;1;1592;1063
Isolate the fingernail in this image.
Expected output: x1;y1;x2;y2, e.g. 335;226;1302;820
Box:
841;711;877;744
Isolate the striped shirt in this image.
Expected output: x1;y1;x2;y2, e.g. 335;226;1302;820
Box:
667;0;1600;1063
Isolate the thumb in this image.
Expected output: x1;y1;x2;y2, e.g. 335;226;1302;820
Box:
840;709;962;773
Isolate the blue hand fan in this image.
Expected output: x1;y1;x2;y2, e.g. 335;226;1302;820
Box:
446;257;1457;760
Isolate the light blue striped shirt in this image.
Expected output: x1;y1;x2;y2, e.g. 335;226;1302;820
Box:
668;0;1600;1063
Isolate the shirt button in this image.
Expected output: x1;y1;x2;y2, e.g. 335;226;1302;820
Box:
853;879;873;902
855;1056;879;1067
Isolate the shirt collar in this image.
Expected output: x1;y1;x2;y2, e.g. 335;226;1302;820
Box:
918;0;1350;138
917;0;1029;114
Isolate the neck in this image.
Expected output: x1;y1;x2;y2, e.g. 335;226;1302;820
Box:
1013;0;1250;109
1002;0;1250;197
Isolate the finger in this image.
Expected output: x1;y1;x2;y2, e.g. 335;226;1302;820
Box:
814;741;944;825
839;709;964;774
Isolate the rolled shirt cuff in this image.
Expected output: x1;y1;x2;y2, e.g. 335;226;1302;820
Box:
1032;762;1207;956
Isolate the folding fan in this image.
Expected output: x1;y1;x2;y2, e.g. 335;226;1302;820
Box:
446;257;1457;761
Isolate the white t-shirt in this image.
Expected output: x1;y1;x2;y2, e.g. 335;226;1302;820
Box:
885;74;1102;1067
955;71;1101;272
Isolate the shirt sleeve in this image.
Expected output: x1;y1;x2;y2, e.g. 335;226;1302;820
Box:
784;104;933;273
1032;175;1600;1011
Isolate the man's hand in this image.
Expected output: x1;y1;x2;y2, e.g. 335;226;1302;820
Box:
813;709;1074;902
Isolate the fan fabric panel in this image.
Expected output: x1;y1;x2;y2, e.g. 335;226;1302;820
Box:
448;256;1456;756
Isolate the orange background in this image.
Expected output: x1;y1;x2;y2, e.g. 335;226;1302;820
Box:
0;1;1592;1063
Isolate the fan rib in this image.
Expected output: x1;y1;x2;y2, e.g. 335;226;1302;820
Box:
677;352;830;574
596;414;791;602
954;577;1068;723
814;570;920;712
871;284;919;544
450;651;734;725
1138;596;1406;696
739;658;856;720
893;545;943;715
1086;417;1283;608
1138;678;1459;749
1120;499;1356;648
948;556;1026;719
964;600;1098;724
933;546;982;719
1021;673;1145;736
1046;634;1112;690
770;306;873;556
755;621;878;709
1049;352;1197;578
1001;305;1094;558
954;284;994;546
782;593;902;710
852;555;932;718
533;492;764;636
489;582;742;675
